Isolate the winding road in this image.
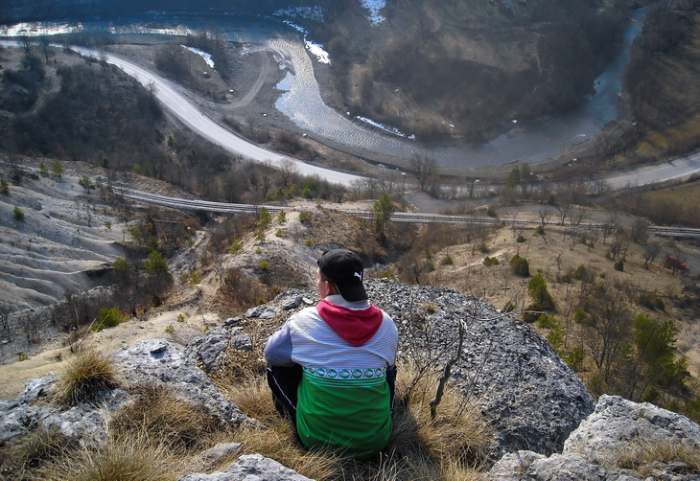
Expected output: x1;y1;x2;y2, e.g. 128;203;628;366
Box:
80;47;700;191
1;40;699;189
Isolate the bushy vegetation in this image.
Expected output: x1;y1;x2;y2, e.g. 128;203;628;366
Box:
92;307;127;332
55;350;118;406
509;254;530;277
0;427;74;481
13;206;25;222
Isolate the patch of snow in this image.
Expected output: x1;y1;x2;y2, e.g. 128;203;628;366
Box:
304;40;331;64
359;0;386;25
273;6;325;22
281;20;331;65
0;22;83;37
355;115;414;140
181;45;215;68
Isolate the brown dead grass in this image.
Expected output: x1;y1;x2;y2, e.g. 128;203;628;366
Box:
55;349;118;406
614;440;700;477
36;433;181;481
109;384;220;452
222;363;492;481
0;427;74;481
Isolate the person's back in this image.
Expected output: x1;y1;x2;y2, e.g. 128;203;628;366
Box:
264;249;398;457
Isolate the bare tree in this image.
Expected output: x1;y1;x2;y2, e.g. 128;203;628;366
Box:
643;242;661;269
39;36;51;63
538;207;553;226
411;155;438;194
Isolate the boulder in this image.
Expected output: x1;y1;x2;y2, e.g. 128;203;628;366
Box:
115;339;249;426
365;280;594;457
564;395;700;465
180;454;314;481
488;395;700;481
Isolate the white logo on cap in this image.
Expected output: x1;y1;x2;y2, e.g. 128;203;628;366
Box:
354;272;363;280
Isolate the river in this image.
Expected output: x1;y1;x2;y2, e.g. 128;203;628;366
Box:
0;8;648;173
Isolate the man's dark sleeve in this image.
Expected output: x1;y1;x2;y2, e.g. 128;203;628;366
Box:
264;322;294;366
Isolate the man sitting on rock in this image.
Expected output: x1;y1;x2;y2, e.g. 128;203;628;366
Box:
264;248;398;457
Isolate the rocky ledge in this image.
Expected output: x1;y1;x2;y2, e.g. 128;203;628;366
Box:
489;395;700;481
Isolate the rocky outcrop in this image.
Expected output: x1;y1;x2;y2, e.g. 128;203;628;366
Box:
115;339;249;426
180;454;313;481
564;395;700;464
489;395;700;481
0;374;128;445
363;280;594;457
0;337;250;445
186;327;252;371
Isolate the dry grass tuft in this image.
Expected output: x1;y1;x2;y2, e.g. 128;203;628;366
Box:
55;349;118;406
390;366;494;464
109;384;220;452
37;433;180;481
225;376;341;481
614;440;700;477
0;427;74;481
223;364;492;481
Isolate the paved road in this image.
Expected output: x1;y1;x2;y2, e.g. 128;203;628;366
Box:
69;46;365;186
113;184;700;238
83;46;700;192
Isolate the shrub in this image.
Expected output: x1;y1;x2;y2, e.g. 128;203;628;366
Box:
277;210;287;224
510;255;530;277
573;264;594;282
78;176;94;192
275;228;286;238
93;307;127;332
639;292;665;311
304;238;314;247
535;314;558;330
298;211;312;225
258;259;270;271
527;272;556;313
563;347;585;372
113;257;128;273
50;160;63;178
257;207;272;229
535;225;545;236
483;256;499;267
55;350;118;406
13;206;25;222
164;325;175;335
516;234;526;243
441;254;454;266
39;162;49;177
478;242;490;254
228;239;243;255
0;178;9;195
614;259;625;272
486;206;498;218
144;250;169;276
18;351;29;361
109;385;218;451
104;221;112;230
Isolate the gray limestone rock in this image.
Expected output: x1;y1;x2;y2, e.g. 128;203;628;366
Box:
365;280;595;457
180;454;314;481
564;395;700;465
489;451;620;481
197;442;242;468
0;375;128;444
115;339;249;427
282;295;303;310
488;395;700;481
186;327;252;371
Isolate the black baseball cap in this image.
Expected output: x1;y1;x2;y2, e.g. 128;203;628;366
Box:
317;249;368;302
